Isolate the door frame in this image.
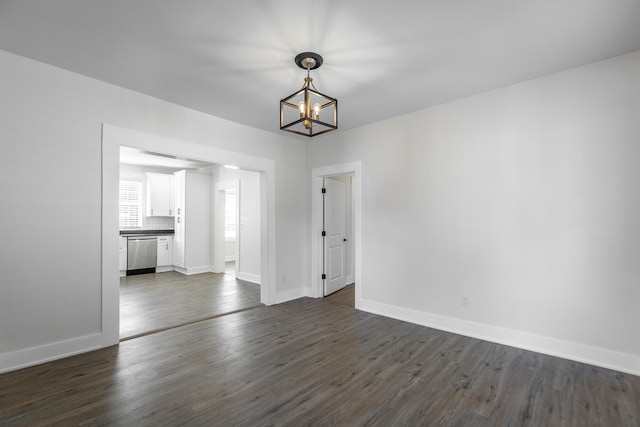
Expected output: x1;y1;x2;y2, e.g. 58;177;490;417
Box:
101;124;277;347
310;161;362;307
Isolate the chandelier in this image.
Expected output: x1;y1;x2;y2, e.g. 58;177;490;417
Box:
280;52;338;137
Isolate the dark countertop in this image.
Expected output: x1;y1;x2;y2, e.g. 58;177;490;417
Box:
120;229;175;236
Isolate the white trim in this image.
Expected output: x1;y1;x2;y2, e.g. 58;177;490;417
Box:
310;162;362;307
345;175;355;285
359;298;640;377
236;272;261;284
172;265;212;275
101;126;121;348
261;168;276;305
275;288;307;304
0;333;103;374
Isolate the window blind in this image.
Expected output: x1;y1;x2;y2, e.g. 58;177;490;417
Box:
119;180;142;228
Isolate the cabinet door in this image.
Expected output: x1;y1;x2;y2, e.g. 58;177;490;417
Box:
173;171;186;268
174;170;185;216
146;173;175;216
172;220;185;268
157;236;173;267
169;175;176;218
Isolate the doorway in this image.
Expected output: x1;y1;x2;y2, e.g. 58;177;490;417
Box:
224;187;238;277
311;162;362;307
213;179;241;278
322;175;354;295
102;124;277;348
213;168;262;284
117;155;263;340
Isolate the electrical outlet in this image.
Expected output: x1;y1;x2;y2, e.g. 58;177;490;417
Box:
461;295;470;307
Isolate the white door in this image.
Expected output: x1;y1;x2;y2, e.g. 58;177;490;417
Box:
324;177;347;295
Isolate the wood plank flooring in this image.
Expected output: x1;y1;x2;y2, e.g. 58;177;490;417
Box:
1;285;639;426
325;283;356;307
120;271;261;339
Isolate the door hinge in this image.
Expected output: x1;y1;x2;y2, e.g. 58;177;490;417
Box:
321;274;326;280
321;230;326;237
321;187;326;194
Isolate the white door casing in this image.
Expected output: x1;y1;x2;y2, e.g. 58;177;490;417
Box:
323;177;347;295
103;124;276;350
310;161;362;306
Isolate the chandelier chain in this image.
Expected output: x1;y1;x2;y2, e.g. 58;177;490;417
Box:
299;67;319;92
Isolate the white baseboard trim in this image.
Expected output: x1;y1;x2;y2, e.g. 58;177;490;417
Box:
173;267;187;275
208;264;224;274
173;265;211;275
237;272;261;285
0;333;106;374
358;299;640;377
156;266;173;273
274;287;307;304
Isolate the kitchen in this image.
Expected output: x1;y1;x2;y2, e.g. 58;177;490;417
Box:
118;146;262;339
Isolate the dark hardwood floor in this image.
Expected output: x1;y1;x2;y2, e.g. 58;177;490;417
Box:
325;283;355;307
1;285;638;426
120;270;261;339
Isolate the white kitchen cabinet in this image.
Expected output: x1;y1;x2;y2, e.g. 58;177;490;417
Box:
173;170;186;268
173;170;211;272
157;235;173;267
146;173;175;216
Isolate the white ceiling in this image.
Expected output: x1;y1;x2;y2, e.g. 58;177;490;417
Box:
1;0;640;140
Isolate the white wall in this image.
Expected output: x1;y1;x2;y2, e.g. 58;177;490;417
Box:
308;50;640;375
184;171;212;273
0;49;307;373
225;241;236;262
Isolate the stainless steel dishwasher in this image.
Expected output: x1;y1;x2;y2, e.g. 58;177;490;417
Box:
126;236;157;275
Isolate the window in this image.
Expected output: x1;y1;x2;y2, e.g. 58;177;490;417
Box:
225;190;237;241
119;180;142;228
